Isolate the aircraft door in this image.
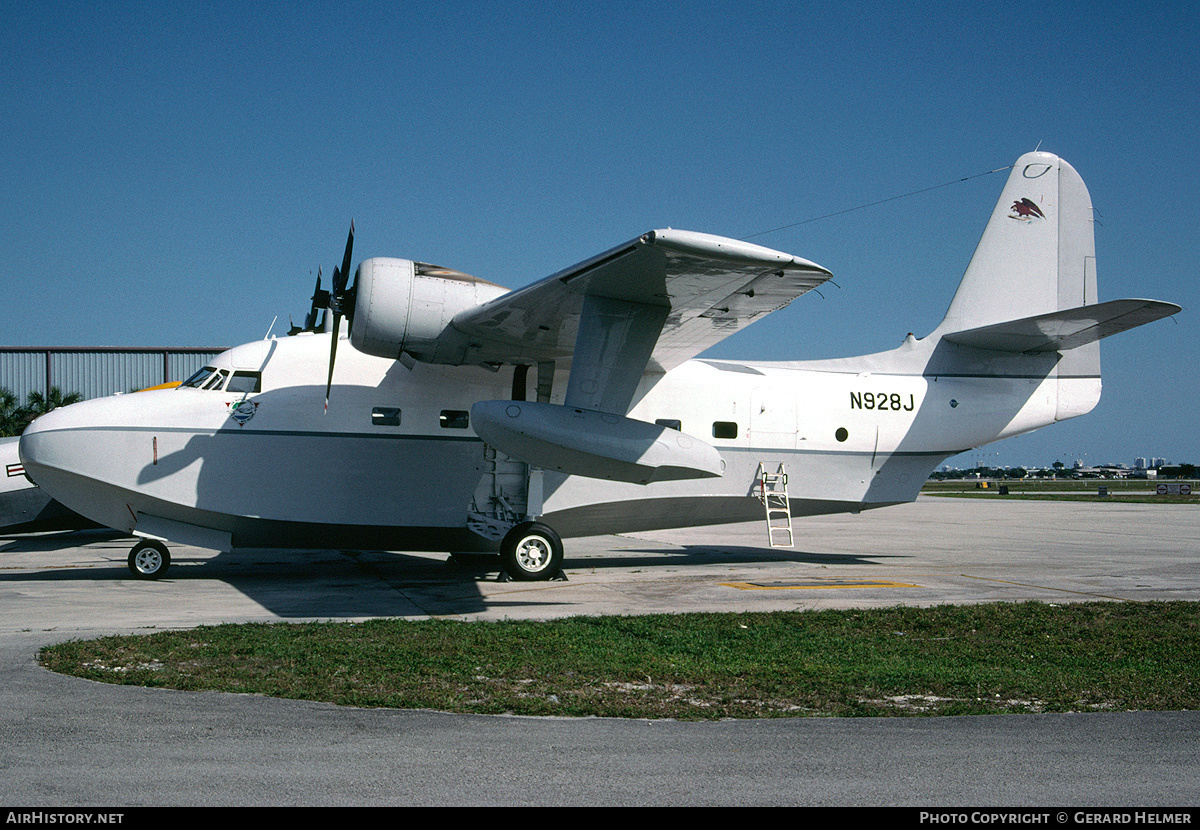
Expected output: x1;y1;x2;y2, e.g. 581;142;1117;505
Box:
749;387;797;450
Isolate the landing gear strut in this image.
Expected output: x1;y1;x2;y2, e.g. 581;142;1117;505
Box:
128;539;171;579
499;521;564;581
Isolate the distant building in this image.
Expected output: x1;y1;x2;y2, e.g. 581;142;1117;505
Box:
1;347;225;402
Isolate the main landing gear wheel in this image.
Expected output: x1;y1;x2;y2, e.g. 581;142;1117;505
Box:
499;521;564;582
128;539;171;579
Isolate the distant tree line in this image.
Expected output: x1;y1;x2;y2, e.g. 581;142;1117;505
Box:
1158;464;1198;479
929;467;1030;481
930;462;1196;481
0;387;83;437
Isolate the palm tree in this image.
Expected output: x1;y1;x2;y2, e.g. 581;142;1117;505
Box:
23;387;83;417
0;387;84;436
0;387;20;438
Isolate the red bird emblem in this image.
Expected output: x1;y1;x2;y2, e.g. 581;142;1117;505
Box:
1009;198;1046;221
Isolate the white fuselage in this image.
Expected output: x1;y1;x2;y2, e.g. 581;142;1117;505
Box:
18;328;1075;551
24;153;1169;562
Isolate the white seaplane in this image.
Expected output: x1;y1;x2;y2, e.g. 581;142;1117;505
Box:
19;152;1180;580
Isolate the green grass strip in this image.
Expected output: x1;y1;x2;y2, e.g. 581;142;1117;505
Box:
39;601;1200;719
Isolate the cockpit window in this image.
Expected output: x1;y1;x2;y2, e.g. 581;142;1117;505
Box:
227;371;261;395
203;369;229;390
181;367;258;393
182;366;218;388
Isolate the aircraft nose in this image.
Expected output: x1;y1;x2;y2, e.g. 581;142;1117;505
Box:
17;397;130;533
17;383;190;539
18;404;76;484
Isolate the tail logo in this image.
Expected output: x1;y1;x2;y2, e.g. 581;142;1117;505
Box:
1009;198;1046;221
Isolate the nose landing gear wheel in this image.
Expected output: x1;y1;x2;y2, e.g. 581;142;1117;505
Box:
128;539;171;579
499;521;564;581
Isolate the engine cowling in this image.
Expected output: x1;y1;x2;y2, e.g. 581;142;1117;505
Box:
350;258;509;361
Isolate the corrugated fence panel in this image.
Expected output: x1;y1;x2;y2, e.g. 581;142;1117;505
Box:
168;352;220;384
0;352;47;397
0;349;226;404
52;351;162;398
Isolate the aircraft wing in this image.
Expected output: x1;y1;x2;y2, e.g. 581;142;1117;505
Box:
433;229;831;412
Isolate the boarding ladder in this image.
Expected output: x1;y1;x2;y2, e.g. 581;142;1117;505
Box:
758;462;794;548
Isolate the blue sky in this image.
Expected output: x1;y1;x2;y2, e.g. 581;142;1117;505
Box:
3;1;1196;468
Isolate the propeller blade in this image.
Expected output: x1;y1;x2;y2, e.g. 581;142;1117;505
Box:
325;296;341;413
303;271;325;331
337;221;355;293
322;222;356;413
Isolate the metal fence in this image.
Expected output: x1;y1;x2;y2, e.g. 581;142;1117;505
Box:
0;347;225;402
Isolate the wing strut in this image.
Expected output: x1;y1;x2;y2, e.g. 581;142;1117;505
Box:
563;295;669;414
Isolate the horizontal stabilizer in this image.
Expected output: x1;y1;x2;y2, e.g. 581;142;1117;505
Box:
942;299;1181;353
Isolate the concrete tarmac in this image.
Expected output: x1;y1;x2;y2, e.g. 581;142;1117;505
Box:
1;495;1198;806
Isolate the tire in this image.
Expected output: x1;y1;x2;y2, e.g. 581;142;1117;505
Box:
128;539;171;579
500;521;563;581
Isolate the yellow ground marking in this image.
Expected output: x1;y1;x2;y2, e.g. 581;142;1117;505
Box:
721;579;920;591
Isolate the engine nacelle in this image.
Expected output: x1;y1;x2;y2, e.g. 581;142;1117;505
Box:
350;258;509;361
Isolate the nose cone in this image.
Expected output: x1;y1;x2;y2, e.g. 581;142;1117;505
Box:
18;398;132;531
20;391;156;482
17;388;205;535
17;404;75;485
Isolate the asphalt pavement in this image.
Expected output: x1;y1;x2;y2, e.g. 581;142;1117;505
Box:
1;496;1197;806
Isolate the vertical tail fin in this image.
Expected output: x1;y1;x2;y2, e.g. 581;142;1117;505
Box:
936;151;1097;334
934;151;1101;420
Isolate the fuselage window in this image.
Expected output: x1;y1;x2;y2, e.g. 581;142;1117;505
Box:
181;366;217;388
655;419;682;431
712;421;738;439
440;410;469;429
372;407;401;427
227;371;261;395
